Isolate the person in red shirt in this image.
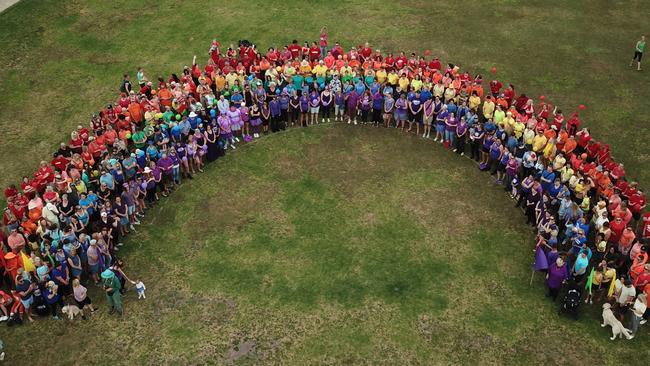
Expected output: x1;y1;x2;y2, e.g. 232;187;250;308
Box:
395;52;407;70
566;112;581;136
608;216;626;244
308;42;321;61
489;79;502;97
301;41;310;59
628;188;646;221
330;42;343;60
385;53;395;71
360;42;372;62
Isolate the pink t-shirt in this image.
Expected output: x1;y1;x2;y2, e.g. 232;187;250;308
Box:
73;284;87;302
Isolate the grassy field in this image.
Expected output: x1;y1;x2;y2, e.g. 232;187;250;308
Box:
2;0;650;364
7;124;649;364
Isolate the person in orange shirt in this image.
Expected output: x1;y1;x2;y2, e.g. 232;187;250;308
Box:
562;135;577;155
555;129;569;151
471;83;484;98
158;85;172;107
348;56;360;69
127;102;143;124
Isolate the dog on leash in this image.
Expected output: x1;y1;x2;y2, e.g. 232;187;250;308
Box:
601;303;634;340
62;305;83;320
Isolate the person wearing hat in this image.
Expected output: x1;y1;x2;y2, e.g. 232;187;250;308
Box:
101;269;123;316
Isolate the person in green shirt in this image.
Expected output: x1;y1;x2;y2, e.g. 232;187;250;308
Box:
101;269;123;316
630;35;645;71
132;129;147;149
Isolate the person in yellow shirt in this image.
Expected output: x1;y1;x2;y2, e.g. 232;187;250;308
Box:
468;91;481;111
433;81;445;100
411;75;423;92
513;119;525;139
387;71;398;86
493;105;506;125
503;111;515;134
375;68;387;84
532;130;548;152
339;64;352;77
214;73;226;92
225;71;238;90
444;85;456;103
398;74;410;91
482;96;495;119
313;61;328;78
523;127;535;146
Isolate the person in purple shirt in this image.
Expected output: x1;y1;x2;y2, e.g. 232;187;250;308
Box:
455;116;467;155
434;104;447;142
218;112;235;149
334;91;345;122
345;89;359;125
299;93;310;127
444;112;458;146
546;257;569;300
269;96;282;132
394;94;408;130
157;152;173;195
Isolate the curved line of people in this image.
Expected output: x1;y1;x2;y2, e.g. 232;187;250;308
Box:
0;31;648;337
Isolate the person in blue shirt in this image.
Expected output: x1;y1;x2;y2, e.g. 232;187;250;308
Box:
78;193;94;216
382;84;393;97
446;100;457;115
354;79;366;96
540;165;556;192
99;171;114;191
370;80;381;95
230;90;244;105
420;87;432;102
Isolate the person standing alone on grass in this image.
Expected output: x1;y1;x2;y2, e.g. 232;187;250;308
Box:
630;35;645;71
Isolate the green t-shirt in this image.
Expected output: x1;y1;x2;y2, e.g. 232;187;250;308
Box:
637;41;645;53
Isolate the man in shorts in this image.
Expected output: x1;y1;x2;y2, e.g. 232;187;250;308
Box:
630;35;645;71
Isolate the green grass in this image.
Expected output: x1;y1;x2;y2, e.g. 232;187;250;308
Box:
6;125;649;365
2;0;650;364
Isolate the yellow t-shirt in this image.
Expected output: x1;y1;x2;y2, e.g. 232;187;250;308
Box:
482;101;495;118
387;72;398;85
493;109;505;124
469;95;481;110
313;64;327;77
375;70;387;83
398;77;410;90
532;134;548;152
411;79;423;92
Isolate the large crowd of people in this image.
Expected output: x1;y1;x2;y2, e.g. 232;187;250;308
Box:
0;29;649;340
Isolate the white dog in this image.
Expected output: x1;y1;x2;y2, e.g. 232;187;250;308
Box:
62;305;83;320
601;303;634;340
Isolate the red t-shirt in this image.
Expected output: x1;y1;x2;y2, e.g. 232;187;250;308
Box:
309;46;320;60
287;44;300;59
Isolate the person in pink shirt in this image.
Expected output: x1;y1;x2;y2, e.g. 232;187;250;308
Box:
319;27;328;59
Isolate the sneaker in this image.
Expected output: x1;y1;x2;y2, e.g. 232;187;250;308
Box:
460;152;464;156
641;319;647;325
0;315;7;322
347;120;351;124
133;221;141;225
354;120;358;125
0;352;5;361
52;315;61;320
231;144;236;150
117;243;124;247
452;149;457;152
234;137;241;143
422;133;426;138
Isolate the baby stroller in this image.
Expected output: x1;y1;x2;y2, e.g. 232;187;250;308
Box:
558;281;582;319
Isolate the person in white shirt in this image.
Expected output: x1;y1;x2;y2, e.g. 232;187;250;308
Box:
630;294;647;336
